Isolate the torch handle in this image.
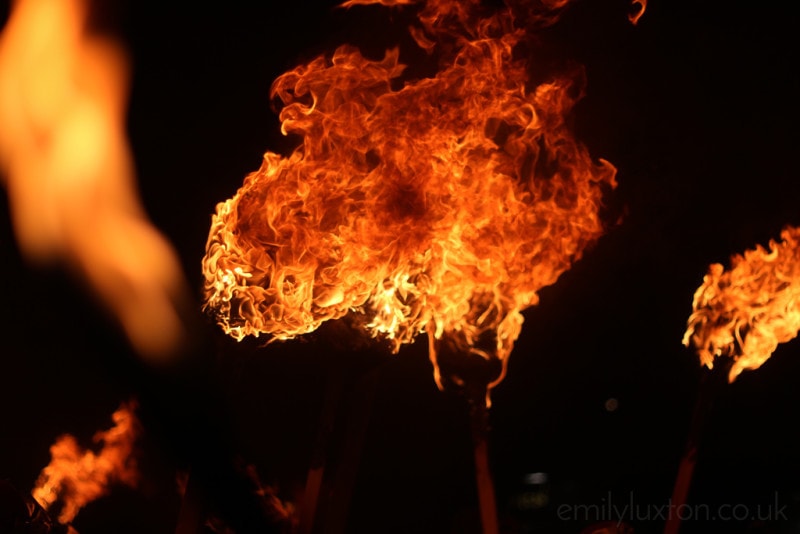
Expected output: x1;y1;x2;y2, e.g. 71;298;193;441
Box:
664;361;730;534
470;399;499;534
299;365;345;534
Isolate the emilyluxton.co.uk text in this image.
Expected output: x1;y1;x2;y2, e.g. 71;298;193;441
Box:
556;492;788;523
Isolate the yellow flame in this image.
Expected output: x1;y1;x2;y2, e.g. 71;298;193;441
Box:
0;0;189;361
202;0;616;400
683;226;800;382
32;401;140;524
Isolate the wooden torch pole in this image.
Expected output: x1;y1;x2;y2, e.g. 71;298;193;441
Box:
664;360;730;534
430;329;501;534
469;392;499;534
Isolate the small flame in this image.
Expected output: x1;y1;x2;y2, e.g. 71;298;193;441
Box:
202;0;616;399
0;0;189;361
683;226;800;382
32;401;140;524
629;0;646;26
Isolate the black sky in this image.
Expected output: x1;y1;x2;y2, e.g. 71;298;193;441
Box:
2;1;800;533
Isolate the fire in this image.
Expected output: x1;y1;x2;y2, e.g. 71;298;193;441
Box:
32;401;141;524
629;0;646;25
0;0;190;361
683;226;800;382
202;0;616;398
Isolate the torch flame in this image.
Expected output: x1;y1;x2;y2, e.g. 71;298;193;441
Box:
629;0;646;26
683;226;800;382
0;0;190;361
202;0;616;398
32;401;140;524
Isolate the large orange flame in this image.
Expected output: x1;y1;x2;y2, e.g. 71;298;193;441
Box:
683;226;800;382
0;0;190;361
32;401;140;524
202;0;616;399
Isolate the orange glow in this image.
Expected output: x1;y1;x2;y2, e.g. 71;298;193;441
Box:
0;0;189;361
683;226;800;382
32;401;140;524
629;0;646;25
341;0;415;6
202;0;616;400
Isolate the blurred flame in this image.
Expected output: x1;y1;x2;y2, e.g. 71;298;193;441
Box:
202;0;615;399
683;226;800;382
629;0;646;25
32;401;140;524
0;0;189;360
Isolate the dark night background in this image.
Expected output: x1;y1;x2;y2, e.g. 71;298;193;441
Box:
2;1;800;533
